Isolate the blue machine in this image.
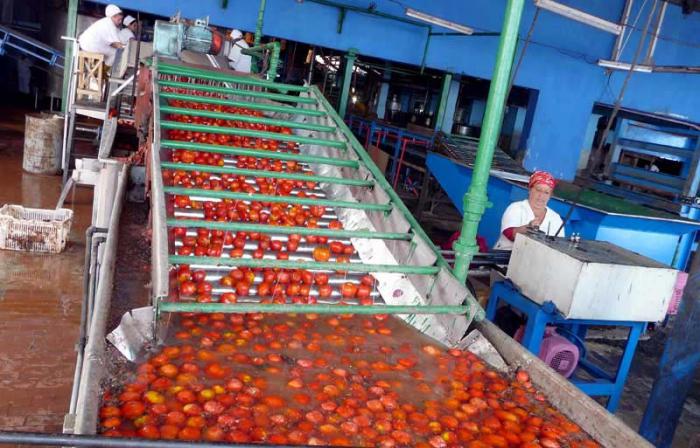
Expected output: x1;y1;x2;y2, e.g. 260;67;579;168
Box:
346;115;435;183
427;152;700;270
0;25;64;69
487;281;646;412
605;118;700;199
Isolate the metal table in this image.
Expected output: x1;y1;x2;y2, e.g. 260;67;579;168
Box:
487;280;646;412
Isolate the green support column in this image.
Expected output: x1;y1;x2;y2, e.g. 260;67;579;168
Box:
61;0;78;112
254;0;267;47
434;73;452;132
452;0;526;283
338;48;358;118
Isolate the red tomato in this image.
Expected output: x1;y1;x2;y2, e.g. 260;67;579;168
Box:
313;246;331;262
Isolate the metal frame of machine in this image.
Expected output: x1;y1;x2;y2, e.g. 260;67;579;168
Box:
148;58;484;346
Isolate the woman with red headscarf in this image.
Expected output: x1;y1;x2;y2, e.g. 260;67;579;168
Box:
494;171;564;250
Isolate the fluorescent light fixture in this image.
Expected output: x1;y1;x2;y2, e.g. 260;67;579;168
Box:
598;59;653;73
534;0;622;35
405;8;474;35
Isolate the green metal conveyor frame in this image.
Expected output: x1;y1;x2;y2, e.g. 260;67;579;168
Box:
150;58;485;344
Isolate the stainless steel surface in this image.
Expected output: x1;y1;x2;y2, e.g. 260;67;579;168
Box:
73;163;128;434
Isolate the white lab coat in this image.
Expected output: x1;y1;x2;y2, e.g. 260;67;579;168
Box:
494;199;565;250
78;17;121;66
227;40;252;73
118;28;135;45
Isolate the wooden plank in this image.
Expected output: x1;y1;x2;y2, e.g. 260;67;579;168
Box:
475;320;653;448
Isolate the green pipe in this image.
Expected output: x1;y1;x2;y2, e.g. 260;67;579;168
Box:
160;140;360;168
160;302;468;315
157;63;307;93
254;0;267;47
243;41;281;81
157;79;314;104
170;255;439;275
304;0;429;29
435;73;452;131
267;41;280;81
338;48;357;118
161;161;373;187
164;186;391;211
452;0;526;283
160;91;324;117
337;7;346;33
160;105;334;133
61;0;78;112
160;121;346;149
420;28;431;73
167;219;411;240
308;85;486;321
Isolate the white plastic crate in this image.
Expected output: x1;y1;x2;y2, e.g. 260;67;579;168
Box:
0;205;73;254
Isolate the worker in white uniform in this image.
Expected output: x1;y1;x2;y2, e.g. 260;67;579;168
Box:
494;171;565;250
227;29;252;73
119;15;137;44
78;4;124;67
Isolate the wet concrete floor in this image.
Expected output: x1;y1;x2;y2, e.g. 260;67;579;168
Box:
0;109;93;435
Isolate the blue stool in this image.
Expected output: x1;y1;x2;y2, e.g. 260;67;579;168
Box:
486;281;646;412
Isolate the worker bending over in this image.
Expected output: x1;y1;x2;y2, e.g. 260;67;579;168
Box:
494;171;565;250
78;4;124;67
119;15;138;44
227;29;252;73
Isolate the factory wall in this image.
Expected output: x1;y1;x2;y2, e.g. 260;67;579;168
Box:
105;0;700;180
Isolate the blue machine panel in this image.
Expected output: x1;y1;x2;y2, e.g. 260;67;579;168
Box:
427;152;700;269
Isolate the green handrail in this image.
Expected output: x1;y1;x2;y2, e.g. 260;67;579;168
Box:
164;186;392;211
157;62;307;92
159;91;325;117
170;255;439;275
167;218;411;240
161;161;372;187
160;121;347;149
160;140;360;168
158;79;315;104
159;302;468;315
453;0;525;282
160;105;335;133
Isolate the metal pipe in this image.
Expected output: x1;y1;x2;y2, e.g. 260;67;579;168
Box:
170;255;440;275
254;0;267;47
161;140;360;168
159;121;347;149
435;72;452;131
69;227;107;414
61;0;78;112
304;0;429;29
157;79;314;104
167;218;411;240
164;186;391;211
338;48;357;117
159;91;324;117
157;63;307;92
612;0;634;61
73;164;129;434
452;0;526;283
0;431;309;448
159;105;334;133
161;161;372;187
645;0;667;64
160;302;468;315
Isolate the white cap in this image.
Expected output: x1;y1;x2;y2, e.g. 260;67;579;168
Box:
230;29;243;40
124;15;136;26
105;4;122;18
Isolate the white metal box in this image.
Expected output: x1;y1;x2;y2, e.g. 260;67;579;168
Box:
506;233;678;322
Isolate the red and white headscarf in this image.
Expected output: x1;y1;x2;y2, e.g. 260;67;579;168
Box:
529;171;556;190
